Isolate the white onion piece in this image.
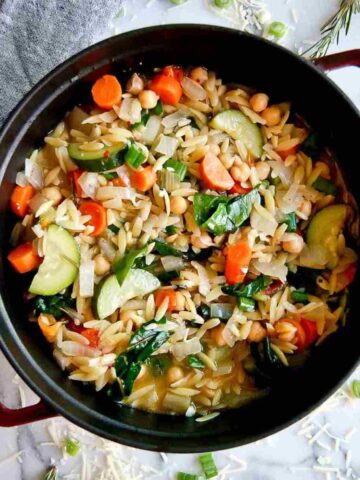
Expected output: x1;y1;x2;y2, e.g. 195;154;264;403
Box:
25;156;43;189
79;260;95;297
141;116;161;145
253;258;288;283
268;160;293;187
162;111;187;129
118;97;141;124
78;172;98;199
96;186;136;201
28;193;49;214
155;135;178;157
161;256;184;272
250;202;278;236
16;171;29;187
115;165;131;186
276;187;303;214
181;76;207;101
191;261;210;297
98;238;116;261
171;337;202;361
61;341;100;358
299;245;329;269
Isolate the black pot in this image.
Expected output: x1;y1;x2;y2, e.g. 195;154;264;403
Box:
0;25;359;453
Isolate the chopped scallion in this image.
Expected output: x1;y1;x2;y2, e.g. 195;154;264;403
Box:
133;111;150;130
199;453;218;479
291;290;309;304
65;437;80;456
177;474;203;480
268;21;287;39
152;100;163;115
125;143;146;169
238;296;255;312
284;212;297;232
164;158;187;181
214;0;231;7
352;380;360;398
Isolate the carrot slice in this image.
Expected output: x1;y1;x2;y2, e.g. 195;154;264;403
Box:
229;183;252;195
81;328;99;348
131;166;157;192
162;65;184;82
10;185;34;217
277;145;298;160
285;318;306;351
8;242;42;273
91;74;122;110
200;152;235;191
79;201;107;236
155;289;177;312
71;169;85;198
224;239;252;285
211;323;227;346
38;315;61;343
149;74;182;106
300;318;318;349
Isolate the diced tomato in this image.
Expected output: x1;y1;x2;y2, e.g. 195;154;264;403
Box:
66;321;84;334
162;65;184;82
284;318;306;351
277;145;299;160
81;328;99;348
335;263;357;292
229;183;253;195
300;318;318;349
71;169;85;198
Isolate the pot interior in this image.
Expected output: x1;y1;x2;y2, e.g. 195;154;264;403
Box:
0;26;359;452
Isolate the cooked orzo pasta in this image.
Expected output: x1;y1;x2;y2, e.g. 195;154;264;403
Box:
8;65;358;418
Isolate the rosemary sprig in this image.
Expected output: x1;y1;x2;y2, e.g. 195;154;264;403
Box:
305;0;360;58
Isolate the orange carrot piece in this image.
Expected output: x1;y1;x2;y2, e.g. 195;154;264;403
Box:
229;183;253;195
81;328;99;348
79;201;107;236
131;166;157;192
8;242;42;273
224;239;252;285
199;152;235;191
91;74;122;110
300;318;318;349
277;145;298;160
38;315;61;343
211;324;227;346
162;65;184;82
71;169;85;198
284;318;306;351
155;289;177;312
149;74;182;106
10;185;34;217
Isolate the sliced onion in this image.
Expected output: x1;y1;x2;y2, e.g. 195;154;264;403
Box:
161;256;184;272
171;337;202;361
61;341;100;358
118;97;141;124
163;392;190;413
299;245;329;269
79;260;95;297
96;186;136;201
28;193;49;214
159;170;180;192
25;156;43;189
210;303;234;320
141;116;161;145
268;160;293;187
78;172;98;199
253;258;288;283
155;135;178;157
250;203;278;236
276;187;303;214
222;317;238;348
191;261;210;297
16;171;29;187
181;76;207;101
115;165;131;186
162;111;187;129
98;238;117;261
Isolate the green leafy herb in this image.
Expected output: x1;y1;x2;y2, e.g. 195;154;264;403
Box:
312;176;337;196
283;212;297;232
147;354;171;376
238;296;255;312
108;224;120;234
165;225;177;235
33;292;73;319
152;100;164;116
125;142;146;169
164;158;187;181
222;275;271;298
157;270;180;283
102;172;118;180
291;290;309;304
188;355;205;369
352;380;360;399
42;467;58;480
154;239;183;257
193;190;259;235
199;453;218;479
65;437;80;456
112;246;147;285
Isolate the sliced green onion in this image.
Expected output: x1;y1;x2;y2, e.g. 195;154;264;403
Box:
102;172;118;180
352;380;360;398
42;467;58;480
284;212;297;232
125;143;146;169
133;111;150;130
268;21;287;39
152;100;163;115
108;224;120;234
177;474;203;480
160;169;181;192
164;158;187;181
292;290;309;304
157;270;180;283
238;296;255;312
199;453;218;479
165;225;177;235
188;355;205;369
112;246;147;285
65;437;80;457
312;176;337;195
214;0;232;7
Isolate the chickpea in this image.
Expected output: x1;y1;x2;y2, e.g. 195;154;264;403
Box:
191;232;212;249
261;106;281;127
211;324;226;346
167;366;184;384
298;199;312;218
247;322;267;342
230;162;251;183
189;66;208;84
170;196;188;215
249;93;269;113
255;161;270;180
94;254;110;276
42;186;62;206
282;233;304;254
126;73;144;95
138;90;159;109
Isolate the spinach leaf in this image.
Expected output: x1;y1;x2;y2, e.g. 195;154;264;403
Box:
226;189;259;228
202;202;233;235
184;247;213;261
157;270;180;283
193;193;228;225
222;275;271;298
112;246;147;285
33;292;73;319
154;239;183;257
165;225;177;235
147;354;171;376
248;337;284;387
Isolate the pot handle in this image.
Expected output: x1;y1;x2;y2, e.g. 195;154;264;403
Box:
0;399;56;427
313;49;360;71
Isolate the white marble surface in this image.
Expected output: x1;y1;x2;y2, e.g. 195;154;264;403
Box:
1;1;360;479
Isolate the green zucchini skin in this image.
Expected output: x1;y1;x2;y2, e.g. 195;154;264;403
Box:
68;143;126;172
